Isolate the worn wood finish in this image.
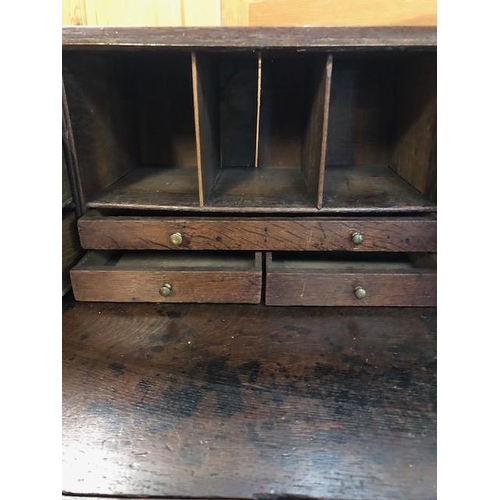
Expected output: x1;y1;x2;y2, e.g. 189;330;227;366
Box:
326;58;395;166
259;56;310;169
63;212;82;295
62;52;138;205
266;253;436;306
70;251;262;303
62;148;73;209
322;165;436;212
63;299;436;498
78;211;437;252
219;55;259;168
62;26;437;50
390;54;437;202
192;52;221;206
302;54;332;208
86;166;200;210
63;82;84;216
136;53;197;168
206;167;314;209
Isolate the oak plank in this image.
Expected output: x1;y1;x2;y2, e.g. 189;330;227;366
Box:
78;212;437;252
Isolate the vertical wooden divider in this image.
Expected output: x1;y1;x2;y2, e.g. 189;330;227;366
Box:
254;51;262;168
301;54;333;209
62;81;85;216
192;51;221;207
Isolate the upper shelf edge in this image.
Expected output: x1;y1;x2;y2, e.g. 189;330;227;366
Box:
62;26;437;50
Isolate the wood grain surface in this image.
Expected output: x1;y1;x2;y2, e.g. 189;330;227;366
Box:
62;26;437;50
266;257;437;306
62;212;82;295
70;251;262;303
78;212;437;252
63;299;437;498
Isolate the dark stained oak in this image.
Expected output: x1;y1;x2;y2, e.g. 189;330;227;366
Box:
70;251;262;303
63;299;436;499
136;52;197;169
192;52;221;206
62;52;138;206
62;26;437;50
62;211;82;295
86;166;200;211
62;148;73;209
302;54;333;209
206;167;314;209
78;211;437;253
390;54;437;203
266;252;436;307
84;165;436;214
322;165;436;213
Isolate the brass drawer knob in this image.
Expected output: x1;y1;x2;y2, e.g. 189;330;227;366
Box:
351;231;364;245
354;286;367;300
159;283;172;297
170;232;183;246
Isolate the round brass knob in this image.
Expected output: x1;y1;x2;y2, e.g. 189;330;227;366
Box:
170;232;183;246
354;286;367;300
351;232;364;245
159;283;172;297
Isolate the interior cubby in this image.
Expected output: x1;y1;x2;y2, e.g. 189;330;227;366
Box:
322;52;437;213
63;48;436;215
63;50;199;211
196;52;330;209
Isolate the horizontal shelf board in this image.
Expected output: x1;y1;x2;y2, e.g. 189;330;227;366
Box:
62;27;436;50
87;165;436;214
87;166;200;210
206;166;314;208
323;165;436;212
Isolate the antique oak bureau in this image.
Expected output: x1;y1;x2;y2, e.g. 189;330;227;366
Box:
62;27;437;306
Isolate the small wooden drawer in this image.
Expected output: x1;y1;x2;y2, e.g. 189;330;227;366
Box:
265;252;436;307
78;211;436;252
70;251;262;303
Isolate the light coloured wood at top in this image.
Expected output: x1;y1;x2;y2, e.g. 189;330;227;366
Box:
62;0;221;27
62;0;436;27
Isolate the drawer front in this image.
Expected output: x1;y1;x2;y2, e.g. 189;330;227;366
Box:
71;269;262;303
79;214;436;252
266;270;436;306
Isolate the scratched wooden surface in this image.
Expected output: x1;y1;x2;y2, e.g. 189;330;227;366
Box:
62;297;436;499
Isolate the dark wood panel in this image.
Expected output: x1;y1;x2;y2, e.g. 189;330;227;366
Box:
62;26;437;49
78;212;437;252
259;56;310;168
266;255;436;306
62;52;138;204
219;55;259;168
390;54;437;202
63;300;436;498
192;52;221;206
86;166;200;210
62;212;82;295
70;251;262;303
322;165;436;212
326;59;395;166
62;148;73;209
136;53;197;168
63;82;84;216
206;167;313;208
302;54;333;208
